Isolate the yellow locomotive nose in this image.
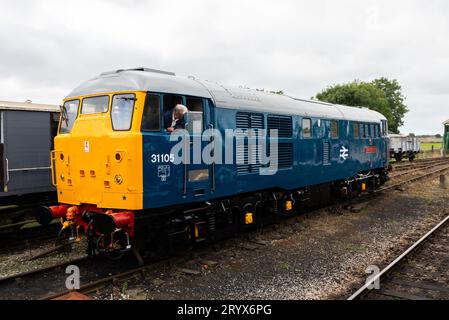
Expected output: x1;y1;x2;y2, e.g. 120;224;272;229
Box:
52;92;145;211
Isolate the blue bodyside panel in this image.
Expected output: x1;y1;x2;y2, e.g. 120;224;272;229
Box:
143;103;388;210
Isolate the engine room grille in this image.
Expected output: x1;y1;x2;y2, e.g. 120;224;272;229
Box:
236;112;265;130
323;141;330;165
267;115;293;137
269;143;293;169
278;143;293;168
236;141;249;174
236;112;265;175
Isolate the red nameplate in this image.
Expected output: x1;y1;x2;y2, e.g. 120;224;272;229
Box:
365;146;377;154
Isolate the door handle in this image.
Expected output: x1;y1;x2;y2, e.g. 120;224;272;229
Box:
5;158;9;185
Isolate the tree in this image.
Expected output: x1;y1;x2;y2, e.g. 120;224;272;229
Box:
372;78;408;134
315;78;408;134
315;80;393;128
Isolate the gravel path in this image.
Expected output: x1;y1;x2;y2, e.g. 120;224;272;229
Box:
0;238;87;279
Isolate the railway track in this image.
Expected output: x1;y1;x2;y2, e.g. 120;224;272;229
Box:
41;253;195;300
391;156;446;166
378;163;449;193
391;157;447;171
389;159;449;178
348;214;449;300
0;238;227;300
0;200;58;243
0;220;63;258
0;253;149;300
1;161;448;300
0;255;89;300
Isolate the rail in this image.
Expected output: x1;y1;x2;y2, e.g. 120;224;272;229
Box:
348;214;449;300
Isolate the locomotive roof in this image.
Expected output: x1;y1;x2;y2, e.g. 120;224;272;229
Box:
67;68;387;123
0;100;60;113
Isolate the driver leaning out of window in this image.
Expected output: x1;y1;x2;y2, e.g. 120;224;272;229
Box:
165;104;188;132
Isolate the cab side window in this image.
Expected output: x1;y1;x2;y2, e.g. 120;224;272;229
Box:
370;124;375;138
360;123;366;138
381;120;388;136
331;120;339;139
353;122;359;138
186;98;204;133
302;118;312;138
163;94;183;130
141;94;161;131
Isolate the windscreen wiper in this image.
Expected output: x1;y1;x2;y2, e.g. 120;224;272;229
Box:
60;105;69;126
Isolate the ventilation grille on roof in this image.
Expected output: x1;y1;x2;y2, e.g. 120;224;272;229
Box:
101;68;176;76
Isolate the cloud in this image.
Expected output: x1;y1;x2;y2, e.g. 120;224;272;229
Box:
0;0;448;134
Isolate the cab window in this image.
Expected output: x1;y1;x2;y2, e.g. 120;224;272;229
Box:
381;120;388;136
360;123;366;138
370;124;375;138
163;94;183;130
353;122;359;138
81;96;109;114
331;120;339;139
186;98;204;133
111;94;136;131
302;118;312;138
141;94;161;131
59;100;79;134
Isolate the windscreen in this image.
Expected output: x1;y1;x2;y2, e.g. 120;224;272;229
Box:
111;94;136;131
59;100;79;134
81;96;109;114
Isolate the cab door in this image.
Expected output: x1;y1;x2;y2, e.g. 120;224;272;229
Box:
0;111;4;192
364;123;376;169
184;97;214;199
142;94;215;209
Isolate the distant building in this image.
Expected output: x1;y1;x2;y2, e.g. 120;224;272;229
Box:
0;100;59;194
444;120;449;152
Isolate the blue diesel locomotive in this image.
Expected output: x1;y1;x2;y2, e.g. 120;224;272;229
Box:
38;68;389;257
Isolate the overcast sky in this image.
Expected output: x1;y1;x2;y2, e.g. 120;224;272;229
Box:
1;0;448;134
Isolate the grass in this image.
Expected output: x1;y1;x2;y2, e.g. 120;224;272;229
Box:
421;142;443;151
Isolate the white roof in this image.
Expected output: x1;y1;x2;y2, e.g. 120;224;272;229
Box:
0;100;60;112
67;69;387;123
